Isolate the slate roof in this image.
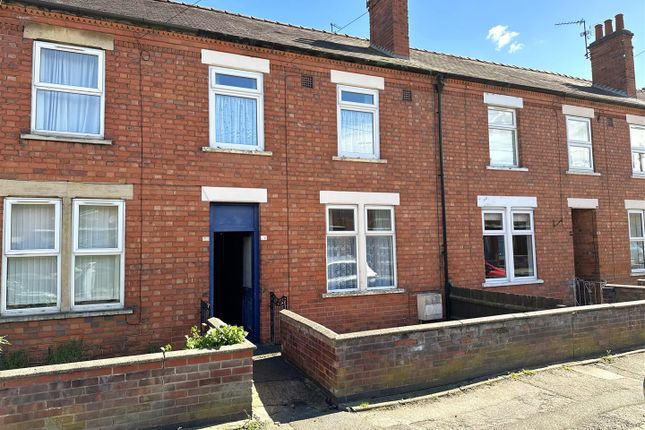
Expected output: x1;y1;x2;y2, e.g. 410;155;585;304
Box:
11;0;645;109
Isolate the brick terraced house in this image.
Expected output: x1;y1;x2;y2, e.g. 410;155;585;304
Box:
0;0;643;359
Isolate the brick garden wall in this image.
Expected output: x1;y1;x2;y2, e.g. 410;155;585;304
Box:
449;286;563;319
602;283;645;303
0;340;255;430
281;301;645;402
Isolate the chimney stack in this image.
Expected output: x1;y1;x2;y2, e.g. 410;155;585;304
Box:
367;0;410;59
589;13;637;97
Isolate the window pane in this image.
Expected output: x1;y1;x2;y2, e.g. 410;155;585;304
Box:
74;255;120;305
569;146;592;170
367;209;392;231
6;256;57;309
630;241;645;271
215;73;257;90
484;213;503;231
483;235;506;279
632;152;645;173
630;126;645;149
513;235;535;277
567;118;590;142
340;110;374;155
36;90;101;134
215;94;258;146
341;91;374;104
328;208;355;232
489;128;516;166
326;236;358;290
513;213;531;230
488;108;514;126
629;213;644;238
39;48;99;89
78;205;118;249
366;236;395;288
10;204;56;251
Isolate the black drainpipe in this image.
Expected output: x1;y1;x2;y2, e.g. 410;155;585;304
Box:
434;74;451;319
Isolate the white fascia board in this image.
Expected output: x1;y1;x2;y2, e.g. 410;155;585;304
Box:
201;49;270;74
567;198;599;209
330;70;385;90
562;104;594;118
477;195;537;208
201;187;268;203
625;200;645;210
626;114;645;126
320;191;400;206
483;93;523;109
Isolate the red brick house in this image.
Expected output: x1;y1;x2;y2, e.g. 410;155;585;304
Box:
0;0;643;360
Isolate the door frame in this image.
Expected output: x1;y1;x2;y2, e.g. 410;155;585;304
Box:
209;203;260;343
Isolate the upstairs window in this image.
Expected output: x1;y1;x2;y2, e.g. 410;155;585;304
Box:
337;86;380;159
566;116;593;171
630;124;645;176
209;67;264;151
32;41;105;137
629;211;645;272
488;107;518;167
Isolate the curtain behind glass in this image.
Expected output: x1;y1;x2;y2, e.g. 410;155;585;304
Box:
74;255;119;304
326;236;358;290
215;94;258;146
10;204;55;250
40;48;98;88
340;110;374;155
6;256;57;309
366;236;394;288
78;205;118;249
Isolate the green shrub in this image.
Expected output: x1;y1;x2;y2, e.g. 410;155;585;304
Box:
185;325;247;349
45;340;85;365
0;350;29;370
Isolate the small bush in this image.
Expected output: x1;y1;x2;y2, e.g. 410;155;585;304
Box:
0;350;30;370
185;324;247;349
46;340;85;365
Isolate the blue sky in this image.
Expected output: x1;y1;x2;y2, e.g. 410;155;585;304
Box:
194;0;645;88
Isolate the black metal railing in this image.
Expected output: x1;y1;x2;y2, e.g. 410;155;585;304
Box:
574;278;606;306
269;292;288;344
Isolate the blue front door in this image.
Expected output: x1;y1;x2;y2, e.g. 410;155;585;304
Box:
210;204;260;343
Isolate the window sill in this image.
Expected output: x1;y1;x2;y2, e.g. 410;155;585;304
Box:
482;279;544;288
632;174;645;179
201;147;272;156
21;133;112;145
332;156;387;164
322;288;405;298
486;166;528;172
0;308;133;324
566;170;601;176
630;271;645;277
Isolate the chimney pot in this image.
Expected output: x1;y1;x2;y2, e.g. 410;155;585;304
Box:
594;24;604;40
615;13;624;31
604;19;613;35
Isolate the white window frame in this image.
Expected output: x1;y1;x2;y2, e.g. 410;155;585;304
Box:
487;106;518;167
71;199;125;311
628;210;645;273
566;115;594;172
325;204;397;292
1;198;62;315
482;208;537;286
208;66;264;151
336;85;380;159
630;124;645;177
31;41;106;139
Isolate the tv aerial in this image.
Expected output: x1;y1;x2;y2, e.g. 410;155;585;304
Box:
555;19;591;59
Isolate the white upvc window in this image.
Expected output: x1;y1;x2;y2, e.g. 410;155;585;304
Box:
630;124;645;176
628;210;645;272
31;41;105;138
325;205;396;292
336;85;380;159
2;198;61;314
72;200;125;310
488;107;518;167
482;209;537;285
566;116;594;171
208;66;264;151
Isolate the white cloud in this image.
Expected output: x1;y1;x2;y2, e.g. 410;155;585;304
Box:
487;24;523;53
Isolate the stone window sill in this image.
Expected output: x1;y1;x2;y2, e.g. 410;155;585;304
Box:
332;156;387;164
322;288;404;298
202;146;272;156
21;133;112;145
0;308;133;324
632;174;645;179
630;271;645;277
566;170;601;177
486;166;528;172
482;279;544;288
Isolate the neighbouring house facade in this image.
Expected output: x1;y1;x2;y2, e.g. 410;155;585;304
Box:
0;0;643;360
